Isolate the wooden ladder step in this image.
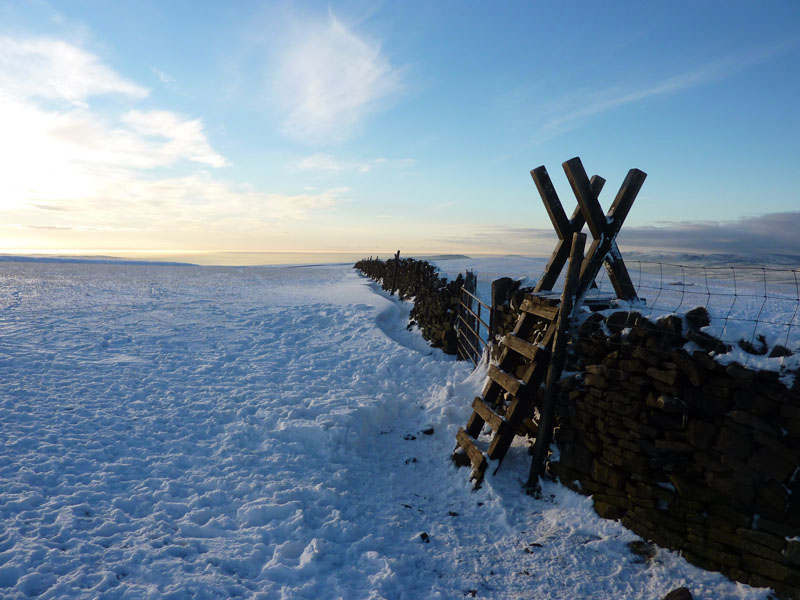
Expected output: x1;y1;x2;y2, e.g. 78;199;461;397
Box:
471;396;506;432
487;364;523;396
503;333;546;361
455;427;488;483
519;296;559;321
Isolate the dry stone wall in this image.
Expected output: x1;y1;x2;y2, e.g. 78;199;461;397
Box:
354;257;466;355
489;295;800;597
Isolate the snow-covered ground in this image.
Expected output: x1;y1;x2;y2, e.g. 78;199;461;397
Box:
0;260;773;598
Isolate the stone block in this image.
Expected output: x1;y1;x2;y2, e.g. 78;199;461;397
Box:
681;549;721;573
749;447;797;483
786;540;800;567
714;425;753;459
606;368;629;382
686;420;717;450
647;367;682;387
703;384;732;399
705;472;755;507
606;311;641;334
560;441;595;473
593;499;626;520
686;306;711;329
632;507;685;534
662;587;693;600
729;411;782;437
733;389;755;411
718;453;759;482
632;347;661;367
585;363;608;376
591;460;627;490
624;417;658;439
619;358;646;373
753;430;800;464
782;404;800;419
754;480;790;517
756;516;800;539
708;529;785;563
752;393;779;417
684;541;741;568
694;392;730;415
727;363;756;381
785;419;800;439
584;373;608;389
737;528;788;553
655;439;695;453
674;355;702;387
742;554;800;585
620;381;645;394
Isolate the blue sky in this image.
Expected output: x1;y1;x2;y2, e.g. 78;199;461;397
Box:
1;0;799;257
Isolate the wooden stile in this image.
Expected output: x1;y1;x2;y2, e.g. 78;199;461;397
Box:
452;156;646;489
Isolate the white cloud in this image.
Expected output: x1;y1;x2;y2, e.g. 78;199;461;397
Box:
123;110;228;168
274;14;403;144
0;36;340;248
295;153;414;173
0;36;148;105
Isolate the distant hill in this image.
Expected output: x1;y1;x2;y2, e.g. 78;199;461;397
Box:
0;254;196;267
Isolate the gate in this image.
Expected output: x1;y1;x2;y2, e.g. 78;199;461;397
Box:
456;275;492;365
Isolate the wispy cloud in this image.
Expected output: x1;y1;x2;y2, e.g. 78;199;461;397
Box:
0;36;148;106
294;153;414;173
534;38;799;142
123;110;228;168
272;13;403;144
151;67;177;88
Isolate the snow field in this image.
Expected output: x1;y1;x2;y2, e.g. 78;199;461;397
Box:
0;262;772;598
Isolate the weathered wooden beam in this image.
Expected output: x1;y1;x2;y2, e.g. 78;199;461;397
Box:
604;244;637;301
471;396;506;432
487;364;523;396
607;168;647;227
519;297;559;321
562;157;607;241
527;232;586;491
502;333;543;361
530;166;570;240
456;427;487;481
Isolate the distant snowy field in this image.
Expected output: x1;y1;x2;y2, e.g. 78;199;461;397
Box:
0;260;772;599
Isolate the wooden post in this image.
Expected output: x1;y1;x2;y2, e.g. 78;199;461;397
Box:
390;250;400;295
526;231;586;492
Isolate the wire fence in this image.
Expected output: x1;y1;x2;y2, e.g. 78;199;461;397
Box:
456;286;491;366
578;261;800;369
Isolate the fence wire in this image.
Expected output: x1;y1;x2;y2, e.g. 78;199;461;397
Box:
577;261;800;369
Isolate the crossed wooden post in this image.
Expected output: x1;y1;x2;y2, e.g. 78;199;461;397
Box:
531;157;647;304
